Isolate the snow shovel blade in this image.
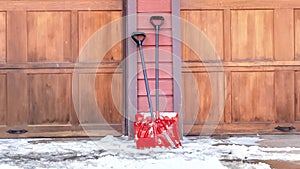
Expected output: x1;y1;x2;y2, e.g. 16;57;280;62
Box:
134;112;182;149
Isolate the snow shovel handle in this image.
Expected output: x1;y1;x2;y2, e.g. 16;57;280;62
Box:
150;16;165;29
131;32;146;46
131;32;155;120
150;16;164;112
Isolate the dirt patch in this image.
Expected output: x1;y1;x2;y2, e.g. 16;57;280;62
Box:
255;160;300;169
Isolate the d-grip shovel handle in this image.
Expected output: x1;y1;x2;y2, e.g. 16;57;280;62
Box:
131;32;146;46
150;16;165;29
131;32;155;120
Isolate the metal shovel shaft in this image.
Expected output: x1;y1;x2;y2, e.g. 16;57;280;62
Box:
138;43;155;120
150;16;164;112
155;25;159;112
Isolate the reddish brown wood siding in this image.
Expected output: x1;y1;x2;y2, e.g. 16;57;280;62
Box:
136;0;173;112
0;0;123;138
181;0;300;135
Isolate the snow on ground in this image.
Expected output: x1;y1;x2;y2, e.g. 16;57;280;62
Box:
0;136;299;169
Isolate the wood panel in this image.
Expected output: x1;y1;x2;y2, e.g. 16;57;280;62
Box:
231;10;274;61
137;46;173;62
232;72;275;122
295;10;300;60
182;72;225;124
224;72;232;123
78;73;123;124
181;1;300;135
7;11;27;63
138;96;174;112
28;74;72;125
184;123;300;135
0;75;6;125
224;9;232;62
274;9;294;61
137;0;171;12
295;72;300;121
181;0;300;9
78;11;122;62
95;73;123;124
138;79;173;96
275;71;295;123
0;0;122;11
182;72;199;124
27;12;72;62
137;13;172;29
78;74;104;124
7;73;28;126
71;11;79;62
0;12;5;63
140;29;172;46
296;72;300;122
137;62;173;79
183;73;210;124
0;1;124;137
181;10;224;61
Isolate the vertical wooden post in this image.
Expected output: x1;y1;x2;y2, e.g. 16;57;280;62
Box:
172;0;183;138
6;11;29;128
125;0;137;138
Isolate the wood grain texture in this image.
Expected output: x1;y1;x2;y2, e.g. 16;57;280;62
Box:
78;74;104;124
274;9;294;61
224;71;232;123
184;123;300;135
0;0;122;11
137;13;172;29
78;11;122;62
232;72;275;122
0;75;6;125
0;124;122;138
138;79;173;96
71;11;79;63
184;72;225;124
231;10;273;61
137;62;173;79
182;72;198;124
28;74;71;125
224;9;232;62
139;29;172;46
181;0;300;9
137;0;171;12
78;73;123;125
7;11;27;63
181;3;300;135
181;10;224;61
0;1;124;137
95;73;123;124
295;10;300;60
27;12;72;62
296;72;300;122
194;73;212;123
138;96;173;112
0;12;5;63
275;71;295;123
7;73;28;126
137;46;173;62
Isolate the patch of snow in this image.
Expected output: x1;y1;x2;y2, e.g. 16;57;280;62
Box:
227;137;263;146
0;136;298;169
0;164;20;169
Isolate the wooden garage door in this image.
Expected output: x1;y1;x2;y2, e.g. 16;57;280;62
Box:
181;0;300;135
0;0;123;138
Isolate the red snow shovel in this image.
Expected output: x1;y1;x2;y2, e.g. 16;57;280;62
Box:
132;17;181;149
